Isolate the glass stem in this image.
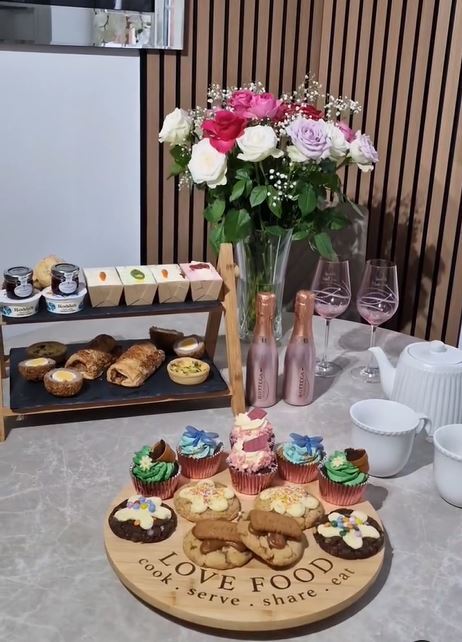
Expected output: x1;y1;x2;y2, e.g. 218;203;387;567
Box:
321;318;331;366
367;325;377;370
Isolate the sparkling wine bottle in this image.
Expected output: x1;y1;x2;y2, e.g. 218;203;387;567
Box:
283;290;316;406
246;292;278;407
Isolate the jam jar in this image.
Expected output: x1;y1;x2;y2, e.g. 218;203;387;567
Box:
3;266;34;299
51;263;80;296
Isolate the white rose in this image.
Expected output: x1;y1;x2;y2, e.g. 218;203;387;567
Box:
349;132;378;172
236;125;284;162
325;123;349;160
287;145;309;162
188;139;227;189
159;108;192;145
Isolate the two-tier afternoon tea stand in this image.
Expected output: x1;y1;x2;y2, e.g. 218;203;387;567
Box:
0;244;245;441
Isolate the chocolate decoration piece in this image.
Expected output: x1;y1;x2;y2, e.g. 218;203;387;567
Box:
151;439;176;463
267;532;287;549
345;448;369;474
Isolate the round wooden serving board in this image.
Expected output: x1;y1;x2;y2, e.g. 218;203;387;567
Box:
104;470;385;631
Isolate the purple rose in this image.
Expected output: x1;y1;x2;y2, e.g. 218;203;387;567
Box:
286;118;331;162
349;132;378;171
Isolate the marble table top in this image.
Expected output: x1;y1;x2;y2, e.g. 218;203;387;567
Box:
1;314;461;642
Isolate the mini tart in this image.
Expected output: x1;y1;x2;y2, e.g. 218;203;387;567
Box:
108;495;177;543
173;335;205;359
314;509;384;559
183;521;252;570
167;357;210;385
18;357;56;382
43;368;83;397
26;341;67;364
149;326;184;353
254;486;325;530
174;480;241;522
237;509;307;568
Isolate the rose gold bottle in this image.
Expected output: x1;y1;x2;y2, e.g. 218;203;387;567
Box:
283;290;316;405
246;292;278;407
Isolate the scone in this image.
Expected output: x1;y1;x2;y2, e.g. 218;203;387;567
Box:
183;520;252;570
174;480;240;522
237;509;306;567
108;494;177;543
255;486;325;530
314;509;384;560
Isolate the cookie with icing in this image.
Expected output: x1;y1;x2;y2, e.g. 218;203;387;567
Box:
314;508;384;559
174;480;240;522
237;509;307;568
254;485;325;530
108;495;177;543
183;520;252;570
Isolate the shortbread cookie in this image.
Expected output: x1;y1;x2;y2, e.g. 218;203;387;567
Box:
314;509;384;559
237;509;306;567
174;480;240;522
108;495;177;543
183;520;252;570
255;486;325;530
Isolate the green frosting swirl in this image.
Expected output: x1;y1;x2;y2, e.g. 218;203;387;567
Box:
324;451;367;487
132;445;176;482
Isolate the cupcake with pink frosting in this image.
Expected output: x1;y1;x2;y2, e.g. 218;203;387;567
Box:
227;434;277;495
230;408;275;448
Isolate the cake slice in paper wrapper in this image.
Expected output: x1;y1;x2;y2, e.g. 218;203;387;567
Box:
149;264;189;303
180;261;223;301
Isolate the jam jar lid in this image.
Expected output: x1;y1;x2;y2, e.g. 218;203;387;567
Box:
51;263;79;276
3;266;33;283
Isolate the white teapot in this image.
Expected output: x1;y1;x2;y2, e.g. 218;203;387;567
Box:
369;340;462;437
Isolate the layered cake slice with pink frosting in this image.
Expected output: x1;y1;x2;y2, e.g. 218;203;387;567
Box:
227;434;277;495
230;408;274;448
179;261;223;301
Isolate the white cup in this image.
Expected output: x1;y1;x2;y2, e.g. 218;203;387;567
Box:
350;399;431;477
433;424;462;508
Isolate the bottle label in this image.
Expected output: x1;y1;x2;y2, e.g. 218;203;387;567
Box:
14;275;32;298
59;274;78;294
298;367;308;398
257;368;269;401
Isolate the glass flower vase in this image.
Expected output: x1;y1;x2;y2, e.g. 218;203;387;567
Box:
235;229;293;341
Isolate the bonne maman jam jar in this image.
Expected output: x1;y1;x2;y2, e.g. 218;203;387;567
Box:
3;266;34;299
51;263;80;296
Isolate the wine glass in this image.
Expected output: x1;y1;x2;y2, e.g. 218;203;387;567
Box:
311;258;351;377
352;259;399;383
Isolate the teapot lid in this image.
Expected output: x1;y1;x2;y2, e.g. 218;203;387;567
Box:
408;340;462;366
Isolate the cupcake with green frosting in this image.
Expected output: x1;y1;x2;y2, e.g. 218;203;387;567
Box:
177;426;224;479
130;440;181;499
318;449;369;505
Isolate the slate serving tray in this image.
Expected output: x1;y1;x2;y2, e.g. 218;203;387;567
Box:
9;339;229;413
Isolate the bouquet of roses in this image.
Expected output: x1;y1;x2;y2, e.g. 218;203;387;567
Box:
159;76;378;258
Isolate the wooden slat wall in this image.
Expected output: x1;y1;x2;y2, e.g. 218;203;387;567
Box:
146;0;462;345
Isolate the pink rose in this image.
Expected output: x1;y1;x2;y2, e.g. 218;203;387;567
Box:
229;89;254;113
337;121;355;143
244;93;282;120
202;110;248;153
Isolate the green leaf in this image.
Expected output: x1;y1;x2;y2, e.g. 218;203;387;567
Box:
204;198;226;223
314;232;336;259
250;185;268;208
265;225;285;236
223;208;252;242
229;180;246;202
298;184;317;216
329;213;350;230
209;223;226;253
292;229;312;241
266;186;282;218
170;145;190;164
236;166;252;181
168;161;184;178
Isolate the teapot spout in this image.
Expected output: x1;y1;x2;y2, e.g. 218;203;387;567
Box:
369;347;396;398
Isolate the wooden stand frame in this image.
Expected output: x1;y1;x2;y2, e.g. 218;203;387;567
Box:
0;243;245;442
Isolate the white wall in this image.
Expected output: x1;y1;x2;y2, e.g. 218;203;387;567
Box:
0;49;140;271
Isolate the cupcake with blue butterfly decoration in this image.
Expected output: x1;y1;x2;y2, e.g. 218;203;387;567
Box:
277;433;325;483
177;425;224;479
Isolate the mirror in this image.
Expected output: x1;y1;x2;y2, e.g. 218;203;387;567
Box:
0;0;184;49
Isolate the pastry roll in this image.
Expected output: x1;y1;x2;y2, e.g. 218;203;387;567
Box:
107;343;165;387
65;334;118;380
